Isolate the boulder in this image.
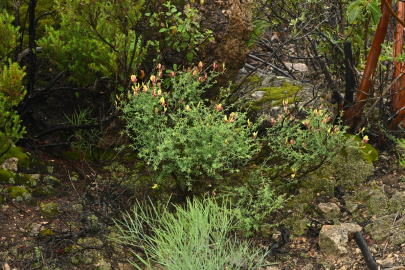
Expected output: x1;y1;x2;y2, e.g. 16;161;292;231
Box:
32;185;56;198
5;186;36;206
43;175;61;187
389;191;405;213
364;214;396;241
319;223;362;256
40;202;59;217
369;191;388;215
0;157;18;172
318;202;340;218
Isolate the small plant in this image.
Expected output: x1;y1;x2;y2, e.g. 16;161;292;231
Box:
120;63;260;191
64;107;101;158
112;197;269;270
265;102;351;180
146;1;214;63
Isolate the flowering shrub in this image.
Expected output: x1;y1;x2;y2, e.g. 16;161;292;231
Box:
120;63;260;190
265;102;351;180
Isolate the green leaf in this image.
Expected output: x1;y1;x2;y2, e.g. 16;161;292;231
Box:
173;64;177;70
159;28;167;33
367;2;382;25
187;52;194;62
348;6;363;24
145;13;151;16
75;92;80;98
118;85;124;92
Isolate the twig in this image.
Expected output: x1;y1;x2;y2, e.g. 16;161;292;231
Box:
0;192;25;212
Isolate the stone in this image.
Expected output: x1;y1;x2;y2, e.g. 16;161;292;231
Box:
272;231;282;242
318;202;340;218
391;217;405;245
389;191;405;213
369;191;389;215
284;63;308;73
365;214;396;241
301;263;314;270
25;222;43;237
346;201;358;213
43;175;61;187
340;223;362;234
32;185;56;198
376;257;395;267
251;91;266;100
319;225;348;255
0;157;19;172
40;203;59;217
72;204;83;213
5;186;36;206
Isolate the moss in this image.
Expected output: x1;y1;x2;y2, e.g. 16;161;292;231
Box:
5;186;36;206
0;168;14;184
251;82;302;107
40;228;53;237
0;135;30;169
40;202;59;217
43;175;61;187
15;173;37;187
32;185;56;198
248;74;261;83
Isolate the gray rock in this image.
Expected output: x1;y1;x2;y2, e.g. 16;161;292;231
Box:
319;225;348;255
391;217;405;245
0;157;19;172
25;222;43;237
43;175;61;187
369;191;388;215
301;263;314;270
272;231;282;242
340;223;362;234
365;214;396;241
389;191;405;213
318;202;340;218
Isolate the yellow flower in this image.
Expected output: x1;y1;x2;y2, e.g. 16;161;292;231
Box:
152;184;158;189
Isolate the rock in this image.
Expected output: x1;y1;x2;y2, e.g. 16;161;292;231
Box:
266;267;281;270
117;263;135;270
40;203;59;217
32;185;56;198
301;263;314;270
0;157;19;172
4;186;36;206
389;191;405;212
376;257;395;267
14;173;37;187
340;223;362;234
365;214;396;241
272;231;282;242
345;201;358;213
369;191;389;215
25;222;43;237
72;204;83;213
47;166;53;174
318;202;340;218
319;225;349;255
43;175;61;187
284;63;308;73
391;217;405;245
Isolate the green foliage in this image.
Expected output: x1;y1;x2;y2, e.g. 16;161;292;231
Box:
229;169;285;235
121;64;260;189
146;1;214;63
0;12;26;155
265;105;351;180
397;138;405;168
347;0;381;25
39;0;146;87
112;197;270;270
64;107;101;157
0;11;18;62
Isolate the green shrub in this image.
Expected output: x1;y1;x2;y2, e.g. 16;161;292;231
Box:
121;63;260;190
0;12;26;156
265;104;352;180
112;197;270;270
